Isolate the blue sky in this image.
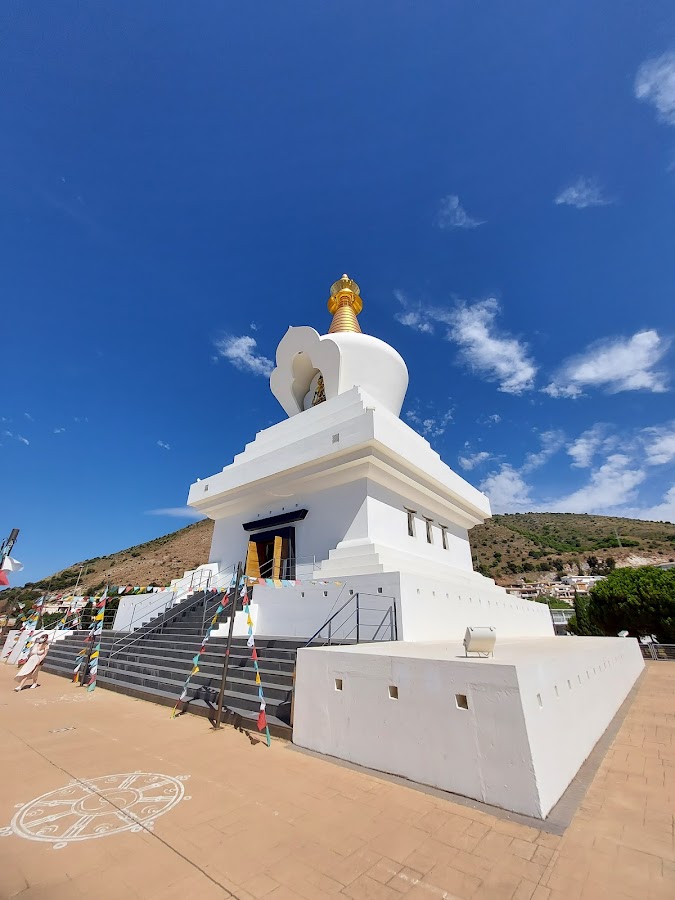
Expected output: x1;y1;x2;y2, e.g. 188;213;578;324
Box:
2;1;675;586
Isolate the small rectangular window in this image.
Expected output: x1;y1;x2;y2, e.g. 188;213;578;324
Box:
455;693;469;710
440;525;448;550
389;685;399;700
335;678;343;691
405;508;416;537
424;518;433;544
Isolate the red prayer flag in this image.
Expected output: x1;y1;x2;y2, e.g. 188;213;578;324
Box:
0;571;9;586
251;647;258;661
257;708;267;731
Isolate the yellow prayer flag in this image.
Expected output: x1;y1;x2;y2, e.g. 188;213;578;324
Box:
255;672;261;685
191;665;199;675
246;615;253;627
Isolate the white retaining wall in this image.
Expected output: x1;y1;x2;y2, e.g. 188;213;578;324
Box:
293;636;644;818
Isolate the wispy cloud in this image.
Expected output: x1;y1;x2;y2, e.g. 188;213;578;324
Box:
3;430;30;446
544;329;670;398
629;484;675;522
521;430;566;473
554;177;612;209
480;465;534;513
73;416;89;423
635;51;675;126
393;292;435;334
214;334;274;377
642;421;675;466
53;427;66;434
479;431;565;512
458;450;491;471
437;194;484;230
405;402;454;439
23;412;33;422
449;299;537;395
157;440;171;450
145;507;205;519
567;424;612;468
395;295;537;395
548;455;646;513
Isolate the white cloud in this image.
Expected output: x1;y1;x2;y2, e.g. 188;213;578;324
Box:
3;430;29;446
73;416;89;423
458;451;491;470
635;51;675;126
396;296;537;394
554;177;612;209
630;485;675;522
549;455;646;513
214;334;274;377
157;440;171;450
405;404;454;439
437;194;484;229
23;412;34;422
53;427;66;434
480;465;534;513
145;507;205;519
393;291;436;334
544;329;670;398
642;422;675;466
521;430;565;473
449;299;538;394
567;424;612;468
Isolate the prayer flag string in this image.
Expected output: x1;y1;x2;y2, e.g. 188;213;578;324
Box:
86;591;108;692
171;579;236;719
242;585;271;747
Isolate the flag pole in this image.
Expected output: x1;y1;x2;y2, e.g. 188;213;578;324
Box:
214;562;242;730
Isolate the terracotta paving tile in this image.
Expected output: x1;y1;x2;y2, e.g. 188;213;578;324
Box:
241;873;281;898
342;874;404;899
424;862;482;897
366;858;403;884
326;847;383;886
367;823;428;864
1;662;674;900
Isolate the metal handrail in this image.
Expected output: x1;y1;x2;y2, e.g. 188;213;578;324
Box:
303;592;398;648
105;562;239;660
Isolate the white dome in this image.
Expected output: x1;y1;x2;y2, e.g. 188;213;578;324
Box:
270;326;409;419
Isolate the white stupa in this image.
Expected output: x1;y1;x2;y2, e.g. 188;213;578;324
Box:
188;274;644;820
188;274;552;640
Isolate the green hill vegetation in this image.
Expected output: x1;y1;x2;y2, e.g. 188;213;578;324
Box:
470;513;675;581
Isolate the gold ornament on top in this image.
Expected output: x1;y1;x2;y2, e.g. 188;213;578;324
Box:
327;274;363;334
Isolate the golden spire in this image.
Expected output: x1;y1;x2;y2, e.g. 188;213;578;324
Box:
327;274;363;334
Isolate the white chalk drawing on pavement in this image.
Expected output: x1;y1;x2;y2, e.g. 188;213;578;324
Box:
0;772;190;849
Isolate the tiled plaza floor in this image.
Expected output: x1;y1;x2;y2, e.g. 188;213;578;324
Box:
0;660;672;899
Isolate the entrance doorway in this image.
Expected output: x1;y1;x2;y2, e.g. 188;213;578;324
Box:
245;526;296;580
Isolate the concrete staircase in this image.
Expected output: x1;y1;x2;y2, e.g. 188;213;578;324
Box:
42;590;301;738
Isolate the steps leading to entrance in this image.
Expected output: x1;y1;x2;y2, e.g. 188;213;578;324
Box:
42;589;302;739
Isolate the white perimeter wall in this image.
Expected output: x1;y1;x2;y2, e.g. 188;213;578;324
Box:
293;637;644;819
518;637;645;815
113;591;176;632
293;644;540;816
398;571;554;641
251;569;552;641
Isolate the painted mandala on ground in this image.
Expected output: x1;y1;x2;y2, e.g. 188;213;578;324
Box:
0;772;190;849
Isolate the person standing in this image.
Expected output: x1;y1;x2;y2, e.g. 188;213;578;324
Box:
14;634;50;692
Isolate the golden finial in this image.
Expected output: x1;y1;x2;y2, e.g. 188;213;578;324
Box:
327;274;363;334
